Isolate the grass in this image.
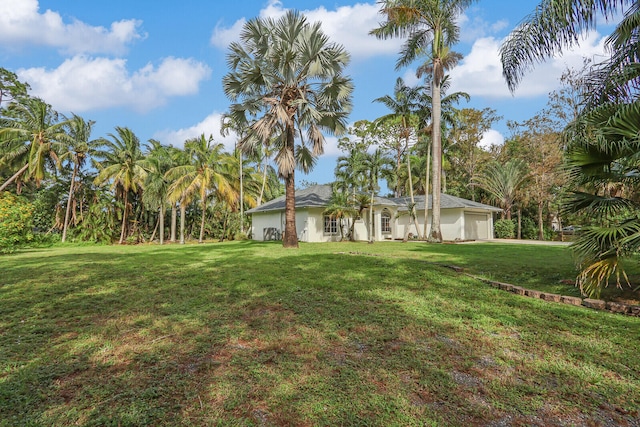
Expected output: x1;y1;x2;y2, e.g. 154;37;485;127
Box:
0;241;638;426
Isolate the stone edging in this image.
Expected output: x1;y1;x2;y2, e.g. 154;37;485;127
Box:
439;265;640;317
339;252;640;317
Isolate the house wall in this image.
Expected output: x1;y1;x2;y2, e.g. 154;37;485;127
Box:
251;211;282;241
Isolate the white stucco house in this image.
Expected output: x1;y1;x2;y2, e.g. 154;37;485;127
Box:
246;184;502;242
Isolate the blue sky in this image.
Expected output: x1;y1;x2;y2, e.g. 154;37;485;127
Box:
0;0;614;186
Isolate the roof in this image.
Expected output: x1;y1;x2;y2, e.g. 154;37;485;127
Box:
392;194;503;212
246;184;501;214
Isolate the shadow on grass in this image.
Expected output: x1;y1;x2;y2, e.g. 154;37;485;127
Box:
0;243;639;426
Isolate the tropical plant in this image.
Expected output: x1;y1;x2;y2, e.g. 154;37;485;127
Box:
0;97;70;192
223;10;353;248
474;159;528;220
372;0;477;242
0;68;29;108
166;134;236;244
0;192;34;253
364;148;394;242
501;0;639;295
59;115;97;242
143;140;173;245
94;127;148;244
323;191;357;241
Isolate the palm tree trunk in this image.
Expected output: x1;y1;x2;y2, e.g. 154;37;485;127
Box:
423;141;431;239
199;199;206;243
119;191;128;244
430;71;443;242
159;206;165;245
180;202;186;244
258;158;268;206
239;151;244;234
517;207;522;239
368;190;374;243
283;125;299;248
61;163;78;243
405;141;420;239
537;200;544;240
170;204;177;242
0;163;29;192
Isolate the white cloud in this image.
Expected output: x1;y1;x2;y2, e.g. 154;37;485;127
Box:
210;0;402;60
0;0;144;55
479;129;504;149
153;112;236;150
449;32;608;99
18;56;211;113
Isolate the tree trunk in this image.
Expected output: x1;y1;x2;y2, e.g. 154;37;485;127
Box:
430;71;443;242
405;140;420;239
119;191;128;244
517;207;522;239
368;191;374;243
159;206;165;245
199;199;206;243
61;163;78;243
423;141;431;239
239;151;244;234
282;124;299;248
537;200;544;240
170;204;177;242
180;202;186;244
258;158;268;206
0;163;29;192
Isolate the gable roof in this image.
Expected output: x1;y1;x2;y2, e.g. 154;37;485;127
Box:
247;184;501;214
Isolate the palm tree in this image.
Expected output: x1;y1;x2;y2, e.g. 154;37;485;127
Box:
94;127;148;244
501;0;639;296
143;140;173;245
323;191;357;241
364;148;393;243
223;10;353;248
0;97;70;192
372;0;476;242
166;134;236;244
474;159;528;220
374;77;421;236
60;115;97;242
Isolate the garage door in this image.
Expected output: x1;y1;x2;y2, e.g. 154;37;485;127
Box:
464;213;489;240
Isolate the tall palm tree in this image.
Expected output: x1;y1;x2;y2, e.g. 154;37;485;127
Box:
474;159;529;220
364;148;393;243
501;0;638;296
166;134;236;244
0;97;70;192
94;127;148;244
224;10;354;248
372;0;476;242
374;77;421;235
143;140;173;245
60;114;97;242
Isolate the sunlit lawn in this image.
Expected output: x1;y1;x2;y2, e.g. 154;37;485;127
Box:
0;241;638;426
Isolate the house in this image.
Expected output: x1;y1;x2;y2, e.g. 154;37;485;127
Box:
246;184;502;242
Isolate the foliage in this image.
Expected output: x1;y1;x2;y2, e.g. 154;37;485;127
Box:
494;219;515;239
224;10;353;248
0;192;34;253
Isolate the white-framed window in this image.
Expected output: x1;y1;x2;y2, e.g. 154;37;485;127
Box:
324;215;338;234
381;209;391;233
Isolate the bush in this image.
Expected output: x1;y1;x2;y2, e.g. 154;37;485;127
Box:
494;219;515;239
0;193;34;253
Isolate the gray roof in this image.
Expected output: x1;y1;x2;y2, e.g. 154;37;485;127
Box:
392;194;502;212
247;184;501;214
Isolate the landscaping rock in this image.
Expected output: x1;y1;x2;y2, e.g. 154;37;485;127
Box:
606;301;630;314
510;286;526;296
524;289;542;299
583;299;606;310
540;293;562;303
560;296;582;306
499;282;514;291
629;306;640;317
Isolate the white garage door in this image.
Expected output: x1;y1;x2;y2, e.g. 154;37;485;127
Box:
464;213;489;240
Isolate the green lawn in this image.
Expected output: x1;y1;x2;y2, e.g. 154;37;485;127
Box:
1;241;638;426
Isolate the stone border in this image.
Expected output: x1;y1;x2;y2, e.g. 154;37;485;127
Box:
339;252;640;317
441;265;640;317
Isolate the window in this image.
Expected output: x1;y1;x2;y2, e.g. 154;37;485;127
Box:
381;210;391;234
324;215;338;234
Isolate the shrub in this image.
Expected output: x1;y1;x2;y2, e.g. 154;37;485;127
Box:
494;219;515;239
0;193;34;253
